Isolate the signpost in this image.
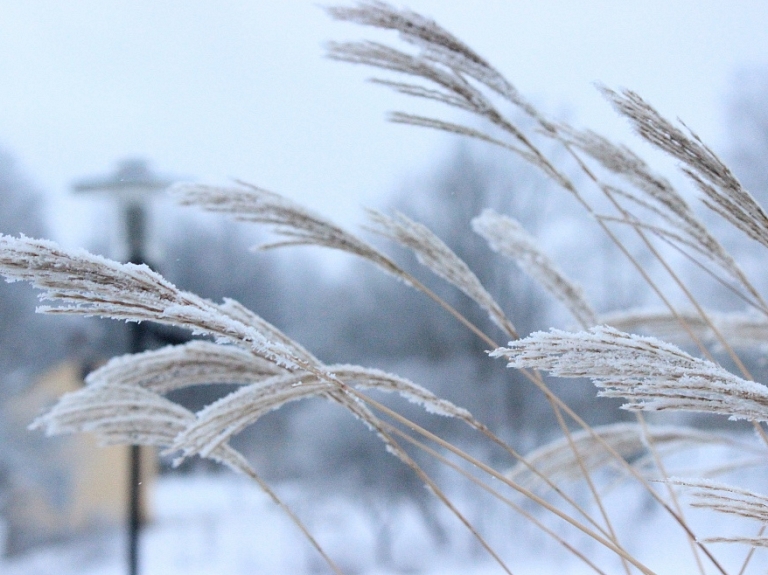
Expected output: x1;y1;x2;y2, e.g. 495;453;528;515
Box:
73;159;174;575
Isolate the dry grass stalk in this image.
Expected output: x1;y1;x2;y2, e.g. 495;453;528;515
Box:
171;182;501;347
325;1;541;119
171;182;406;281
5;232;518;568
601;309;768;351
86;340;286;393
668;478;768;524
31;371;346;573
366;209;517;337
507;423;741;491
562;127;750;289
0;238;372;454
493;326;768;421
472;209;597;329
0;233;478;455
1;229;666;572
667;479;768;550
3;2;768;573
171;364;472;460
602;87;768;251
325;2;757;365
29;380;252;475
0;235;309;371
704;537;768;548
325;1;575;193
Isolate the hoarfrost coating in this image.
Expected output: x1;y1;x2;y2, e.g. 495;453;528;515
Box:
493;326;768;421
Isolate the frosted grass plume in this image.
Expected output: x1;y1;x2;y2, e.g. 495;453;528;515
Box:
493;326;768;421
472;209;597;329
3;2;768;572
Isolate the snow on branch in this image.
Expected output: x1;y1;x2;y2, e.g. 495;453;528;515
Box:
492;326;768;421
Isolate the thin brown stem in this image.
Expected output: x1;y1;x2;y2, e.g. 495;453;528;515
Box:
240;466;344;575
367;416;515;575
551;403;632;575
484;368;729;575
380;420;610;575
348;388;658;575
737;523;766;575
636;413;707;575
458;413;616;541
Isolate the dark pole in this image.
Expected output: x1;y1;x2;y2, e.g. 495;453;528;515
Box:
73;159;174;575
128;443;142;575
126;201;147;575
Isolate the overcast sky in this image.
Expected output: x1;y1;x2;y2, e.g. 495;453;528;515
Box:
1;1;767;248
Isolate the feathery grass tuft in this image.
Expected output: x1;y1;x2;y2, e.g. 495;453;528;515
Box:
507;423;746;491
602;87;768;250
472;209;597;329
4;2;768;573
493;326;768;421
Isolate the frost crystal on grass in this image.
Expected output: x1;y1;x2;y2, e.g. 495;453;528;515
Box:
472;209;596;328
326;1;576;192
0;234;477;470
600;309;768;351
0;234;307;370
507;423;738;491
28;382;250;472
5;4;768;568
603;87;768;249
86;341;287;394
667;478;768;547
170;182;406;281
367;209;517;336
668;478;768;524
31;383;192;447
562;127;747;287
493;326;768;421
172;364;472;460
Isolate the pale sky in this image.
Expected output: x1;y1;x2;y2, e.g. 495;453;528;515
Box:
1;1;767;248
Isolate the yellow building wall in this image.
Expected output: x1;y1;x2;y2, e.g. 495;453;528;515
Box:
5;362;156;550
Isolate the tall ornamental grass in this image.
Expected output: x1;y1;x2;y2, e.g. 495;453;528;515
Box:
3;3;768;573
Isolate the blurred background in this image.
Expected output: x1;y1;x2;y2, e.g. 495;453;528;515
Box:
1;1;768;573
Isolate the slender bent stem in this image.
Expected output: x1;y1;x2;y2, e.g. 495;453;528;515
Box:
359;390;658;575
240;466;344;575
379;420;610;575
636;413;707;575
550;401;632;575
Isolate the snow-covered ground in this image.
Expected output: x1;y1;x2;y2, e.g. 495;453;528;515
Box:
2;462;768;575
0;473;465;575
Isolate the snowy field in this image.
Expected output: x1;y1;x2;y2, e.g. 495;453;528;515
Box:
1;473;487;575
2;463;768;575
